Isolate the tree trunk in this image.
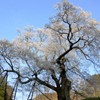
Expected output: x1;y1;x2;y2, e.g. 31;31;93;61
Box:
57;67;71;100
57;87;71;100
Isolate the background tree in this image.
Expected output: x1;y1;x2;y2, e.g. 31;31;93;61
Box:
0;75;12;100
78;74;100;97
0;0;100;100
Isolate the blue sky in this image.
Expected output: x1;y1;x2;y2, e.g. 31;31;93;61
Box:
0;0;100;40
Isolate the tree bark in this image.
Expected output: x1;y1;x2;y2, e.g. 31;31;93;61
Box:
56;66;71;100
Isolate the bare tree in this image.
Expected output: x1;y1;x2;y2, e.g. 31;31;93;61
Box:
0;0;100;100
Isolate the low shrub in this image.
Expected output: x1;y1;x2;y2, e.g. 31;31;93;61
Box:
83;97;100;100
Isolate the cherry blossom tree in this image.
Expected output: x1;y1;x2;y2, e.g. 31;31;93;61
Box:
0;0;100;100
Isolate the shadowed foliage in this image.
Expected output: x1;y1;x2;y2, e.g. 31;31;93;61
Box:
83;97;100;100
0;76;12;100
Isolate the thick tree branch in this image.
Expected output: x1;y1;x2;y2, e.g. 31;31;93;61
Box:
56;45;73;64
36;76;57;91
